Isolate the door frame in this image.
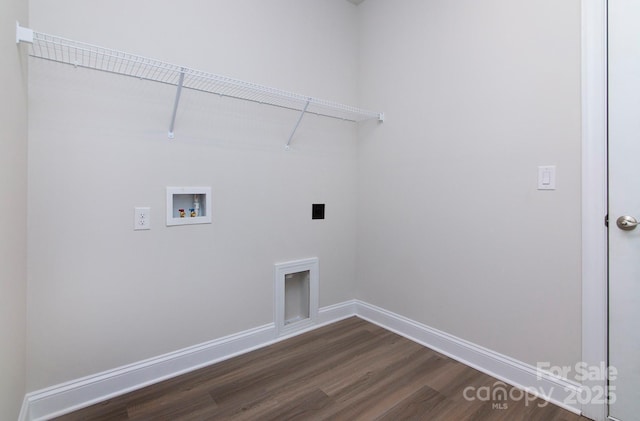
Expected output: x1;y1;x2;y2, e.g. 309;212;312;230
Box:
581;0;608;420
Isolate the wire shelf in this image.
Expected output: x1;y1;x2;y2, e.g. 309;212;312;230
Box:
18;24;383;142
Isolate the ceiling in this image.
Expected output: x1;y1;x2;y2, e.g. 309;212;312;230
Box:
347;0;366;5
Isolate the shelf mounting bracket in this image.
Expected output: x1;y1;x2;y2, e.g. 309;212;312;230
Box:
168;68;186;139
16;22;33;44
285;100;311;150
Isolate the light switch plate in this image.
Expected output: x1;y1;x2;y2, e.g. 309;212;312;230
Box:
538;166;556;190
134;207;151;230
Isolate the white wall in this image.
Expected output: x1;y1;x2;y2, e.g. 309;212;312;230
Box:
27;0;360;391
26;0;585;397
0;0;28;418
356;0;582;370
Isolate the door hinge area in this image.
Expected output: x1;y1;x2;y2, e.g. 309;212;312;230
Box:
605;214;609;227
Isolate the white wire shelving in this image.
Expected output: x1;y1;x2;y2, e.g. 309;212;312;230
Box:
16;23;384;147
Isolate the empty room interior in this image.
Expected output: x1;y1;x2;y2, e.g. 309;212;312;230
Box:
2;0;612;420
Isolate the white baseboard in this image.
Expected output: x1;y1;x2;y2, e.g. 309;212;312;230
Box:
318;299;357;324
354;300;582;414
20;299;581;420
20;300;357;421
22;323;276;421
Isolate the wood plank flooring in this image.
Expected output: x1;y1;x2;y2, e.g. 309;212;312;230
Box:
54;317;592;420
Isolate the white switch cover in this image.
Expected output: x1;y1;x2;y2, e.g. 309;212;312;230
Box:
537;166;556;190
134;207;151;230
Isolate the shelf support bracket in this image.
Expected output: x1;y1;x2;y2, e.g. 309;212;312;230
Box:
16;22;33;44
168;69;186;139
285;100;311;150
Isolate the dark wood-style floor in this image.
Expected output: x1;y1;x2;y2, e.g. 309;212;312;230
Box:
55;317;591;420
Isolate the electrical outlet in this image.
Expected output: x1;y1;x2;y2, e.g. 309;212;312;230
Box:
134;207;151;230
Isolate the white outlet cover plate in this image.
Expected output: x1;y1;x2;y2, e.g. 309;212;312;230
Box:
134;207;151;230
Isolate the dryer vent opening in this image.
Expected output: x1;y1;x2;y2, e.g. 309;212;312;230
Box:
274;258;319;336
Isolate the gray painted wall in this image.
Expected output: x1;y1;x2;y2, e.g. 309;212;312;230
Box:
27;0;359;391
0;0;28;418
23;0;584;397
356;0;582;369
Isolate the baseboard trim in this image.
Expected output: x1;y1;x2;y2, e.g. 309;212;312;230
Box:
21;299;581;420
318;299;357;324
18;394;29;421
23;323;276;421
21;300;357;421
354;300;582;414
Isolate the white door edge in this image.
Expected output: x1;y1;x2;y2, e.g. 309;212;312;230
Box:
581;0;608;420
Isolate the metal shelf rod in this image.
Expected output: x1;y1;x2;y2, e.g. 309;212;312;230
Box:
286;100;311;150
168;69;185;139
